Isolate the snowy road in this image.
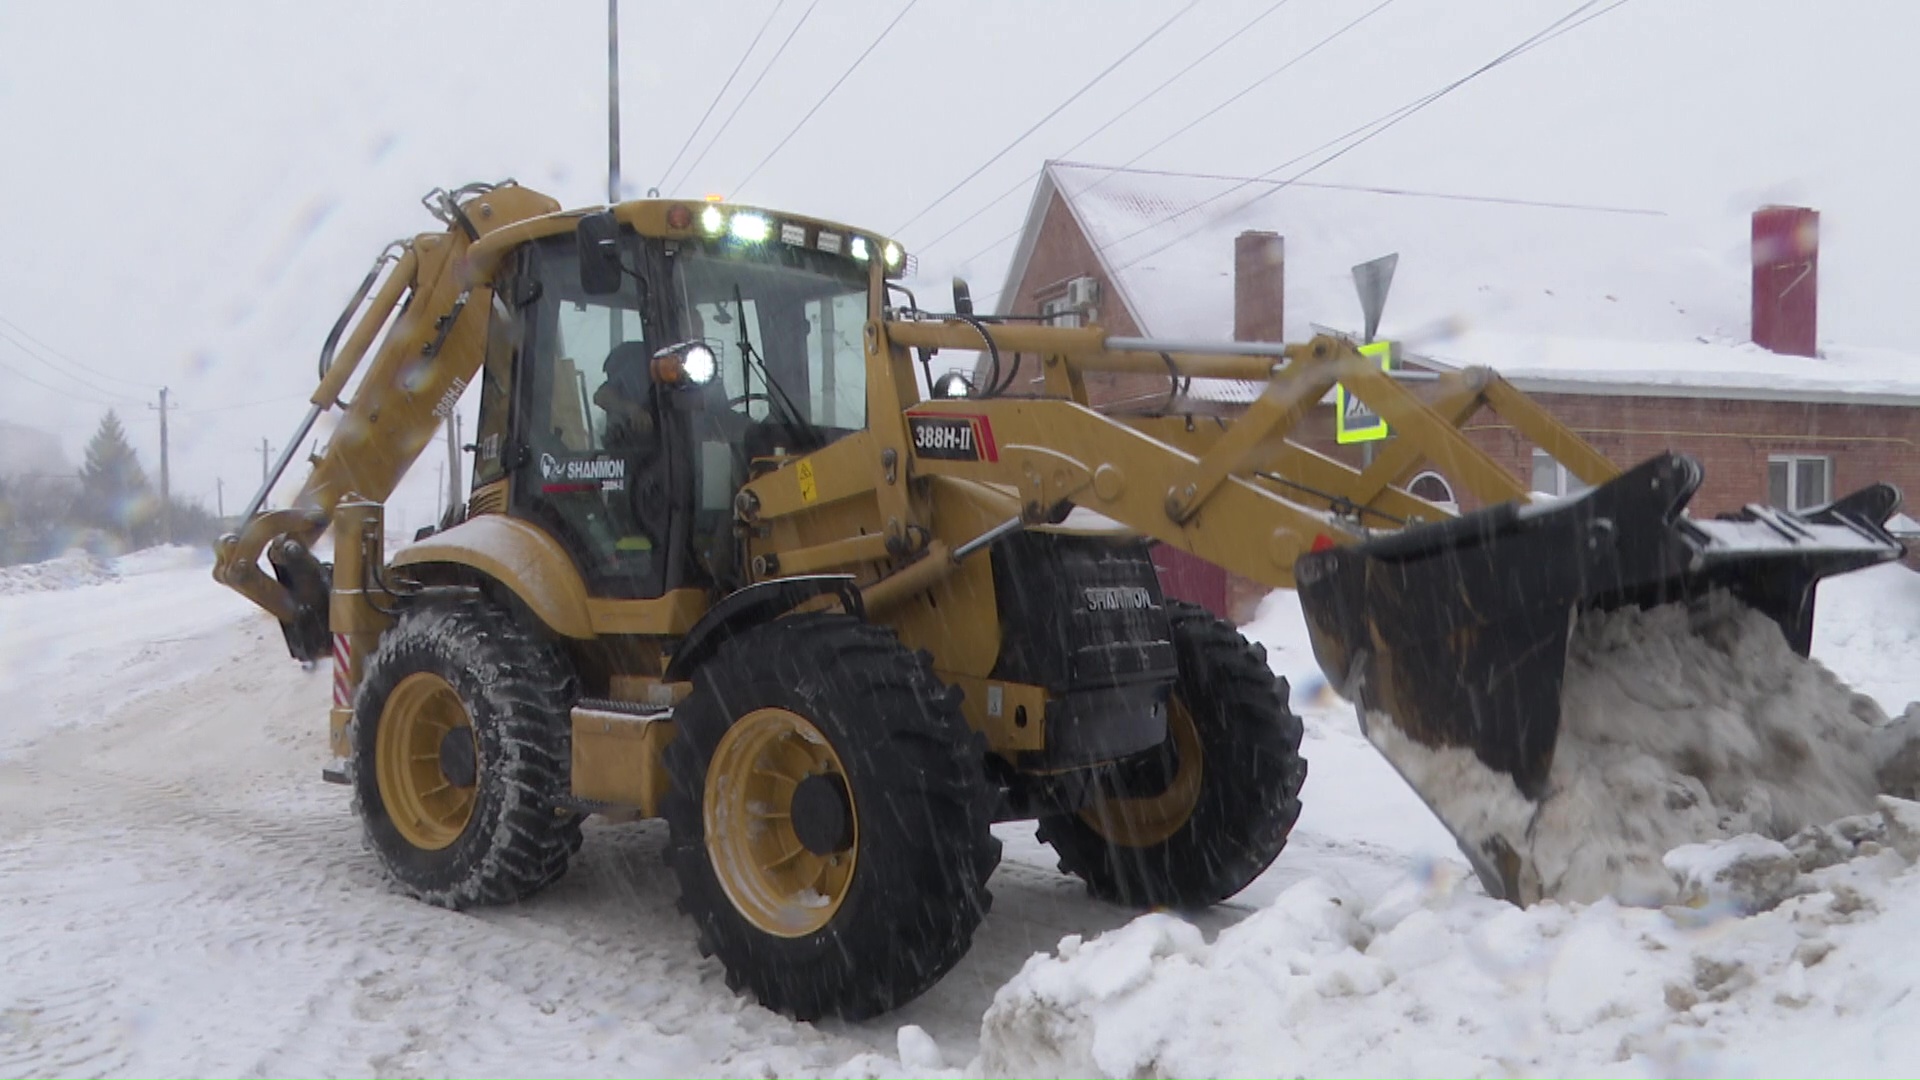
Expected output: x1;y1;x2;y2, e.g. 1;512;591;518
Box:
5;550;1920;1076
0;550;1455;1076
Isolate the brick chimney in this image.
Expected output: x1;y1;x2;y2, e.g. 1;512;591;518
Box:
1233;230;1285;342
1752;206;1818;357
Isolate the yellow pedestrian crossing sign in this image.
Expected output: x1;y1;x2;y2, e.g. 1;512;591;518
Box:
1335;341;1393;444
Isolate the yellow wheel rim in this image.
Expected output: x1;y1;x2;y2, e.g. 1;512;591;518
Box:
704;707;858;938
1078;696;1204;849
376;671;479;851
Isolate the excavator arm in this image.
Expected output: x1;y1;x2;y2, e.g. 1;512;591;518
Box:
212;182;561;659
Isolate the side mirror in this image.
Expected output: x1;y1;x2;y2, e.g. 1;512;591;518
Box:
952;277;974;317
577;211;624;296
930;370;974;400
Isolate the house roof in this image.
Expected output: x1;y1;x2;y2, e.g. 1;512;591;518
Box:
1005;160;1920;406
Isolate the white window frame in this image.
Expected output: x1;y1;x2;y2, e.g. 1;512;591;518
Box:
1407;470;1458;511
1038;295;1083;329
1530;449;1592;498
1768;454;1832;512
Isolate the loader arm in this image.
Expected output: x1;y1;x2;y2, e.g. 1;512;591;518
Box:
746;317;1902;901
773;321;1589;588
212;183;561;656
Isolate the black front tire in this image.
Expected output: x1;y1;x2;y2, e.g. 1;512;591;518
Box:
351;599;581;908
1038;601;1307;909
663;614;1000;1021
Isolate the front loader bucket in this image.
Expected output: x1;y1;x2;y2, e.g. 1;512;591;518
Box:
1294;452;1904;901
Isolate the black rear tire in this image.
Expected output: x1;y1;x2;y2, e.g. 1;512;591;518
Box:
1038;601;1306;908
663;613;999;1021
351;599;581;908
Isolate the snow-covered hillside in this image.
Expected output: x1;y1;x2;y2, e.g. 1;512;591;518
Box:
4;553;1920;1077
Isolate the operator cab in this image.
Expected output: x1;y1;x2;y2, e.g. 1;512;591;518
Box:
471;203;884;600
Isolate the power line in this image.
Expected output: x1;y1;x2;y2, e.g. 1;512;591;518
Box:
0;311;160;389
733;0;920;199
1056;161;1665;216
0;324;148;404
0;351;127;408
950;0;1402;270
892;0;1201;235
180;393;312;415
913;0;1300;256
1530;0;1631;50
966;0;1628;310
666;0;820;196
1104;0;1625;276
654;0;789;193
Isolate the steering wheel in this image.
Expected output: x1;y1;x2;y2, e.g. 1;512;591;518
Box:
726;392;773;414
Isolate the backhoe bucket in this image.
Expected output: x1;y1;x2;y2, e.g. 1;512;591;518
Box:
1294;452;1904;901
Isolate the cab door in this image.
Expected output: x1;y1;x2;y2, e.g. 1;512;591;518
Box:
502;235;678;600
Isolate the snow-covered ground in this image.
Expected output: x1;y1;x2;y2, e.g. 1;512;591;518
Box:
3;550;1919;1077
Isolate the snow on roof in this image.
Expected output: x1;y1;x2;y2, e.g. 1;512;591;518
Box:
1418;332;1920;405
1040;161;1920;405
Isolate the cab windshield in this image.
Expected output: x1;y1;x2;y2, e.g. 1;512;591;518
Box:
673;242;870;443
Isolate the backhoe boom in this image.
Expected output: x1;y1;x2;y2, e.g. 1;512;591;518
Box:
212;183;560;656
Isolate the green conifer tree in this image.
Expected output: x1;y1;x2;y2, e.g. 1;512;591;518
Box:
77;410;156;544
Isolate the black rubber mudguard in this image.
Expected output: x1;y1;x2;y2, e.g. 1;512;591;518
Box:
663;575;864;682
1294;452;1904;802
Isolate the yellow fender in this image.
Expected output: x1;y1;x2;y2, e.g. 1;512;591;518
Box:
392;515;596;639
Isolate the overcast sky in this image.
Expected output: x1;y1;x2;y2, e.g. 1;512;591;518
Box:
1;0;1911;530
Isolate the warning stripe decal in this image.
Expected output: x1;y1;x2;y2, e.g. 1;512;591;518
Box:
332;634;351;708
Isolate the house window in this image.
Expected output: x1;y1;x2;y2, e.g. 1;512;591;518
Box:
1768;455;1831;511
1039;296;1083;328
1407;470;1457;509
1530;449;1593;498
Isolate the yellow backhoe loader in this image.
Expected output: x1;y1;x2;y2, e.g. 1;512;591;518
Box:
216;181;1904;1019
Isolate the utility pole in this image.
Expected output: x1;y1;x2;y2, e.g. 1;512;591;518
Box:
259;437;273;509
151;387;172;543
216;477;224;520
608;0;621;204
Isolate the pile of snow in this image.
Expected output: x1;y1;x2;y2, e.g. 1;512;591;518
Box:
1239;587;1341;712
1372;590;1920;906
0;551;119;594
112;543;213;577
971;800;1920;1079
1812;561;1920;720
0;544;208;596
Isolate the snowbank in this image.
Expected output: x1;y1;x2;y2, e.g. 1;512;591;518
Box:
1240;587;1342;712
971;802;1920;1079
0;544;208;596
1812;562;1920;718
0;551;119;594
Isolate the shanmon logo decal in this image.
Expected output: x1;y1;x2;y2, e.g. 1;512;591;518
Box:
540;453;626;493
1083;586;1153;611
906;412;998;462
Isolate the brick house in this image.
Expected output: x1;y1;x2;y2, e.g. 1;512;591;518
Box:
981;162;1920;618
